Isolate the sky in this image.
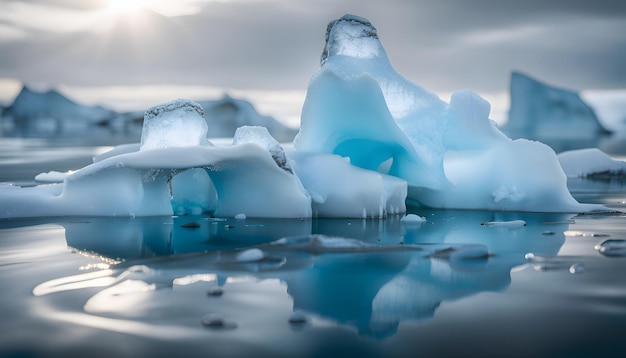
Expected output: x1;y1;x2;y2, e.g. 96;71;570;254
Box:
0;0;625;127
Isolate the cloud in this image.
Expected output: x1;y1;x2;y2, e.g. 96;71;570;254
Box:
0;0;624;110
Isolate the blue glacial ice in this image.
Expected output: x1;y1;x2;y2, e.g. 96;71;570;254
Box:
0;14;609;219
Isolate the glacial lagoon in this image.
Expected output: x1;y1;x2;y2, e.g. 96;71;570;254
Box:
1;137;625;357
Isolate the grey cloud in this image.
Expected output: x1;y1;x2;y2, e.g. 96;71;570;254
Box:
0;0;625;99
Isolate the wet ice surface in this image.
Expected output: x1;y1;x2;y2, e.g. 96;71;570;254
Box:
1;139;626;357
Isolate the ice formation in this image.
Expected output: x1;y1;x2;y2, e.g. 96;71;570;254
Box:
0;100;311;219
197;94;297;142
295;14;603;212
0;14;609;219
0;85;117;134
503;72;611;139
557;148;626;177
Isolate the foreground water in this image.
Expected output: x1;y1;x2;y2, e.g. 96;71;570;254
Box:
1;137;626;357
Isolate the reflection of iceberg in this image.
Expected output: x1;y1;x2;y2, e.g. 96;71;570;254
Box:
32;209;573;338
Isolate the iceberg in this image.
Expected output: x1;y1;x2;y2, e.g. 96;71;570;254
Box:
503;72;612;140
558;148;626;178
197;94;297;142
295;14;602;212
1;85;118;135
0;100;311;219
0;14;608;219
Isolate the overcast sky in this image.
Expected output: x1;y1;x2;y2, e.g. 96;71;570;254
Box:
0;0;625;126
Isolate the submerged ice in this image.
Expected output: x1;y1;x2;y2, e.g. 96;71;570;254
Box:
0;14;608;219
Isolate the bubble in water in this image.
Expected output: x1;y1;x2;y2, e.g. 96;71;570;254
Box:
524;253;535;262
569;263;585;274
594;239;626;257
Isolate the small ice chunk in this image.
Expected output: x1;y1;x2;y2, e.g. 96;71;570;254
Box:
206;286;224;296
235;248;265;262
201;314;236;329
564;230;609;237
288;310;308;324
569;263;585;274
234;213;247;220
140;99;209;151
594;239;626;257
480;220;526;227
400;214;426;223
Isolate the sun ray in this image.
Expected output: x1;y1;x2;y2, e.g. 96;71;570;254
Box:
105;0;146;15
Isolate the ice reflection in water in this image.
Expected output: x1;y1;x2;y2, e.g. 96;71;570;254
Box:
33;210;576;338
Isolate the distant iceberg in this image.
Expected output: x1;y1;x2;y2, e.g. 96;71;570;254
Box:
502;72;612;140
1;85;118;135
197;94;297;142
558;148;626;178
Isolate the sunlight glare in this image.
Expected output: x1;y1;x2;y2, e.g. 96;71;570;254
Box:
106;0;146;15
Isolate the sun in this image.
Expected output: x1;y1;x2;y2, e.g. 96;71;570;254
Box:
105;0;147;15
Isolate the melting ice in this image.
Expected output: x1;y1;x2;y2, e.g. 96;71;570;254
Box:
0;14;610;219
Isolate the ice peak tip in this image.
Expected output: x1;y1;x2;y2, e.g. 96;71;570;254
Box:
144;98;204;120
321;14;381;65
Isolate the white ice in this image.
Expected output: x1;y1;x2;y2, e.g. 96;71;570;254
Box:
0;14;609;219
295;14;604;213
558;148;626;177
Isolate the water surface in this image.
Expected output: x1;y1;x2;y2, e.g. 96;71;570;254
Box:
1;137;625;357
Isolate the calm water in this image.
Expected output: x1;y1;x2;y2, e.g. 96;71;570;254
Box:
1;136;626;358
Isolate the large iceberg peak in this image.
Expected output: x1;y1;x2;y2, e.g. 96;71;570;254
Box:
321;14;383;65
140;99;209;151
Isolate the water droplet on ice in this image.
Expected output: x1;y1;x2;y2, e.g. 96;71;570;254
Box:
524;253;535;262
569;263;585;274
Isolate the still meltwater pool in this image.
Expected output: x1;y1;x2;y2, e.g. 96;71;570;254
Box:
1;137;625;357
